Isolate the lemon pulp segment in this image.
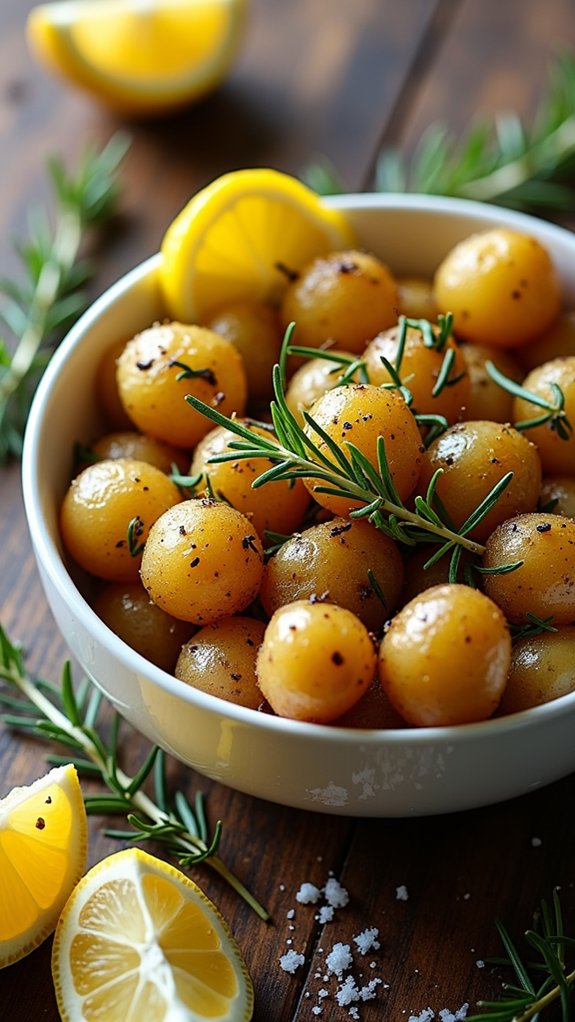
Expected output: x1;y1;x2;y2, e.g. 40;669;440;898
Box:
26;0;247;114
0;764;87;968
52;847;254;1022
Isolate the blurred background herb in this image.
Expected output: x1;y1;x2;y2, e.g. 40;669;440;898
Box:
0;133;129;463
305;50;575;212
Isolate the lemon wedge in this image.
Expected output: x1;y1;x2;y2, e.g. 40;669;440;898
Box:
26;0;247;116
0;764;87;970
160;167;356;322
52;847;254;1022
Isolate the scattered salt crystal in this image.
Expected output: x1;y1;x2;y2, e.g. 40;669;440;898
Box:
335;975;360;1005
326;942;353;978
316;905;335;924
296;882;321;904
318;989;329;1000
286;908;295;919
279;883;286;891
353;927;380;954
463;893;471;900
531;836;542;847
286;938;292;945
439;1004;469;1021
349;1009;360;1020
311;1008;323;1017
476;960;485;969
279;949;305;973
408;1009;434;1022
360;977;382;1001
396;884;409;901
324;877;350;908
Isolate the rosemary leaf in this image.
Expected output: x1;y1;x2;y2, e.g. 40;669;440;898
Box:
306;50;575;214
0;134;129;462
0;623;270;921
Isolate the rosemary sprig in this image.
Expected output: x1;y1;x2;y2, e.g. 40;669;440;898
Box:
486;361;573;440
468;889;575;1021
306;51;575;212
0;134;129;462
184;326;520;578
287;345;370;385
0;624;269;921
510;613;558;642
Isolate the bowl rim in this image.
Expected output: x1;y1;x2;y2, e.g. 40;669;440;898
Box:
21;191;575;749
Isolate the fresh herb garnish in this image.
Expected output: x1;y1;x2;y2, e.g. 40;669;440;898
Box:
0;624;269;921
185;325;519;583
486;361;573;439
306;51;575;213
0;134;129;462
468;889;575;1021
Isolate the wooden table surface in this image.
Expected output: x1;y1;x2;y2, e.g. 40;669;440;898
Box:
2;1;575;1019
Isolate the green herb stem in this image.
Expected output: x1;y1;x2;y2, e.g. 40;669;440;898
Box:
0;628;269;921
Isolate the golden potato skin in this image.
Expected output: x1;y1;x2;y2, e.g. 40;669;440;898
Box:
497;627;575;715
140;498;265;625
400;546;455;606
397;276;437;320
482;513;575;625
256;600;376;723
91;431;189;473
512;357;575;475
419;421;542;542
93;581;192;672
459;343;522;423
280;250;399;355
285;351;361;424
207;302;282;403
518;309;575;371
379;584;511;726
190;423;309;538
362;325;470;422
333;678;407;729
260;517;403;633
434;228;562;348
116;321;247;448
302;384;423;516
175;617;266;710
60;458;181;582
540;476;575;519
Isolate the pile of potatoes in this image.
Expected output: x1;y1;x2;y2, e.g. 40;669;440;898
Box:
60;226;575;728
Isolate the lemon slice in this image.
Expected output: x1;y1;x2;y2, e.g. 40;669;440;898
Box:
160;168;356;322
0;764;87;970
52;847;254;1022
26;0;247;116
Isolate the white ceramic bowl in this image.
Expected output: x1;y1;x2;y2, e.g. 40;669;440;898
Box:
22;194;575;817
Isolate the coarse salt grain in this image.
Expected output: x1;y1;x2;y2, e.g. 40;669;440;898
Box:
360;977;382;1001
439;1004;469;1021
531;836;542;847
336;975;360;1006
396;884;409;901
279;949;305;973
286;908;295;919
408;1009;434;1022
324;877;350;908
353;927;380;954
316;905;335;924
326;942;353;978
476;959;485;969
296;882;321;904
